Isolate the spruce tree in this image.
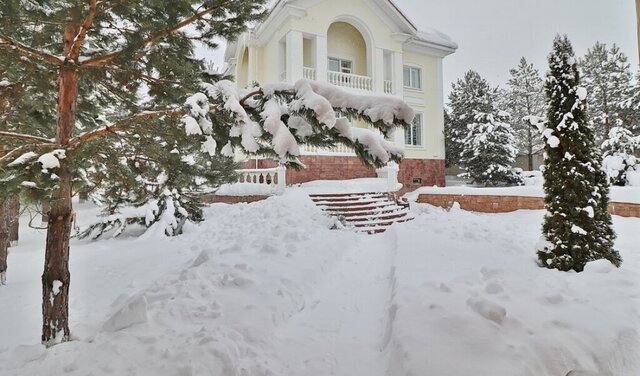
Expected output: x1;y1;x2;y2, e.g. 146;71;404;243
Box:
447;71;497;168
0;1;414;345
537;35;621;272
505;57;545;171
601;126;640;186
459;111;520;186
581;42;633;141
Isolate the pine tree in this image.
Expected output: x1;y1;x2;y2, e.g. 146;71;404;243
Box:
0;1;413;345
505;57;545;171
447;71;497;168
581;42;633;142
537;35;621;272
459;111;521;186
601;126;640;186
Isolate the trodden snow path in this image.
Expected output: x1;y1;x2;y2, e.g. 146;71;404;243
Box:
271;232;398;376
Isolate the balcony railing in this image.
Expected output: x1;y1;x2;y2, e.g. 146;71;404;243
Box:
303;67;316;80
384;80;394;94
327;71;373;91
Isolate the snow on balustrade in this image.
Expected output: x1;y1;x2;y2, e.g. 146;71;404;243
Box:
300;143;355;156
236;167;286;194
327;71;373;91
303;67;316;81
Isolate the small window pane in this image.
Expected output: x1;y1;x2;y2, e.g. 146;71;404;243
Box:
328;58;340;72
403;67;411;87
412;68;421;89
406;113;423;146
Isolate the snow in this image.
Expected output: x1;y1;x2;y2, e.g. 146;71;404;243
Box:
200;135;217;156
299;178;391;194
405;184;640;204
36;150;66;172
7;152;38;167
215;182;278;196
576;86;588;101
1;193;638;375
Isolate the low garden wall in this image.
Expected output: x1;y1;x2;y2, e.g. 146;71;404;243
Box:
202;195;270;205
416;194;640;218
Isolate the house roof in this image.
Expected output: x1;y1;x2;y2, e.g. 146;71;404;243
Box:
225;0;457;63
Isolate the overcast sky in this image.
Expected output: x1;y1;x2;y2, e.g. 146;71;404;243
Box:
199;0;638;97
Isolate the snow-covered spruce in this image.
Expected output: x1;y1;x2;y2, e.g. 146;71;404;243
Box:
182;79;413;168
458;112;521;185
601;126;640;186
503;57;546;171
537;35;621;272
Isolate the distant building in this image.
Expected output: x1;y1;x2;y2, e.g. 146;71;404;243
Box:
224;0;456;188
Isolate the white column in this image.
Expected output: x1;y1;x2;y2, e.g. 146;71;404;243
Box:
392;51;406;145
314;35;327;82
374;48;385;92
286;30;304;83
392;51;404;96
247;45;258;84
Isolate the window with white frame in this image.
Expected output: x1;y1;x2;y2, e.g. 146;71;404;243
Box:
403;65;422;89
405;113;423;146
328;57;353;74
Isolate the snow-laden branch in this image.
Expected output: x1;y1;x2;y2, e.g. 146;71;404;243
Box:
79;0;234;68
66;109;182;150
0;131;55;144
0;34;63;66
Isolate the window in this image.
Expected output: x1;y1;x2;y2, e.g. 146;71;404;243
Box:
405;113;423;146
403;65;422;89
329;57;353;74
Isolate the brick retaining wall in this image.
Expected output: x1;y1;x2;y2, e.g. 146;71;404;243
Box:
416;194;640;218
244;157;445;191
202;195;270;205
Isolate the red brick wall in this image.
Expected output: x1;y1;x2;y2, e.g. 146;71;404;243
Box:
243;157;445;189
417;194;640;218
202;195;269;204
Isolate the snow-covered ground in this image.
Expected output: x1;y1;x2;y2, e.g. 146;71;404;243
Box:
1;190;639;375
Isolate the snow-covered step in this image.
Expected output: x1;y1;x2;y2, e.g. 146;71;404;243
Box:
311;192;414;234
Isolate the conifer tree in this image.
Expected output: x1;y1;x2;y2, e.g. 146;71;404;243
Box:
447;71;497;168
459;111;521;186
536;35;621;272
601;126;640;186
505;57;545;171
0;1;413;345
581;42;633;141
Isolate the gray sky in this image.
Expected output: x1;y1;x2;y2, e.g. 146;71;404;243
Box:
200;0;638;97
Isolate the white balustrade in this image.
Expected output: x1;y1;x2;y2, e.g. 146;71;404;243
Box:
300;143;355;156
384;80;394;94
303;67;316;80
236;166;286;194
327;71;373;91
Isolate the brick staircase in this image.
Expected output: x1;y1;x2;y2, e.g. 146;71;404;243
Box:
310;192;414;234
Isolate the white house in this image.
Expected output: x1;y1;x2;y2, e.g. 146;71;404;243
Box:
224;0;457;190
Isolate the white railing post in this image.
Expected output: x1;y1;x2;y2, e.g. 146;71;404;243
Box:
276;165;286;194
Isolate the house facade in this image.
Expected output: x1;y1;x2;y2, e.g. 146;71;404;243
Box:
224;0;457;189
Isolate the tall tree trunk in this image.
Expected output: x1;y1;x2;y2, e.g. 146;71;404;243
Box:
7;196;19;246
0;200;8;286
41;22;79;346
527;127;534;171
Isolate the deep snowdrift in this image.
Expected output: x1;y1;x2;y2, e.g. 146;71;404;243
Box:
0;191;638;376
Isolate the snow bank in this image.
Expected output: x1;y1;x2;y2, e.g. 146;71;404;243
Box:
386;207;640;376
299;178;390;194
405;185;640;204
215;182;278;196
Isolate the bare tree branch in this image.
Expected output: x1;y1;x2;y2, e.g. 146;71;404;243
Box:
0;35;63;66
0;131;55;144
